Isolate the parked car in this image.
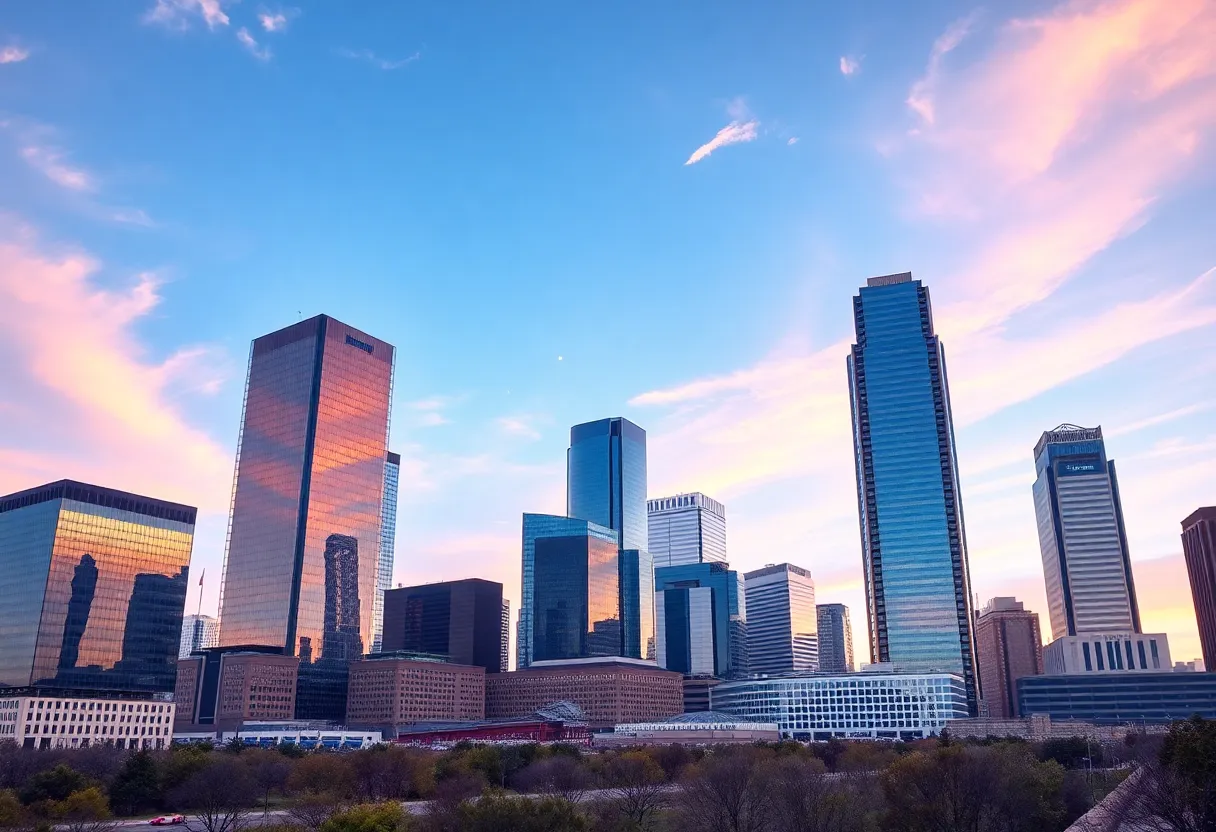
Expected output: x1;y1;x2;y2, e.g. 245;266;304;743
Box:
149;815;185;825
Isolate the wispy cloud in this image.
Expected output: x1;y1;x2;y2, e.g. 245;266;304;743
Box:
108;208;156;228
20;144;93;192
258;7;296;32
0;46;29;64
684;120;759;166
839;55;862;76
236;27;271;61
336;48;420;71
143;0;230;30
787;137;799;146
906;12;977;124
497;415;543;441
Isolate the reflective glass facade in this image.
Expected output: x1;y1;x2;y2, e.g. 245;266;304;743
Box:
0;481;195;693
1181;507;1216;672
847;273;979;714
744;564;817;675
567;417;652;659
381;578;504;672
218;316;393;719
816;604;855;674
371;452;400;654
654;562;747;679
1018;672;1216;724
647;493;727;569
1032;425;1140;639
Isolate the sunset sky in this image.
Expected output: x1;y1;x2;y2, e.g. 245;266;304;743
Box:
1;0;1213;665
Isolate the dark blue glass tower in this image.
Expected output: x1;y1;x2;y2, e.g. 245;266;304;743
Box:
654;562;747;679
847;272;979;714
567;418;653;660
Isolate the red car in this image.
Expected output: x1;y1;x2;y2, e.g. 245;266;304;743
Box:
149;816;185;825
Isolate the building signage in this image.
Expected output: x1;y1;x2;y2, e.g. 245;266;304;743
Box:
1059;459;1101;477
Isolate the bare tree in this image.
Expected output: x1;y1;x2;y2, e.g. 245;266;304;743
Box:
766;757;870;832
171;757;258;832
598;751;667;832
285;792;347;831
676;750;769;832
515;755;593;804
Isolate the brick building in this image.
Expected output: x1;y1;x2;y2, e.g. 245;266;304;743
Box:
174;648;298;729
1182;507;1216;672
485;657;683;728
346;655;484;726
975;598;1043;718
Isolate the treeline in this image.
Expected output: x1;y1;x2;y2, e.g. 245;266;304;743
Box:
0;719;1211;832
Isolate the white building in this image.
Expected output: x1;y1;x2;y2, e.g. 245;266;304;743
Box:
371;451;400;654
647;493;726;569
178;614;220;658
0;689;175;750
172;721;381;749
744;563;818;674
710;668;969;740
1044;632;1171;675
1032;425;1140;639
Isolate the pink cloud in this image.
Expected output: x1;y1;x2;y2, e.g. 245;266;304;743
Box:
258;9;295;32
684;120;760;166
143;0;229;30
0;46;29;64
0;224;232;512
235;27;271;61
20;144;92;192
839;56;862;76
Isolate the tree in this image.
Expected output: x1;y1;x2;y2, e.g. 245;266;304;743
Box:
676;750;769;832
287;755;355;802
19;765;90;805
319;802;411;832
244;750;292;816
457;795;585;832
597;751;667;832
109;751;162;816
1124;716;1216;832
286;793;346;832
0;790;27;832
350;746;432;802
514;756;593;803
766;756;870;832
170;757;258;832
52;787;118;832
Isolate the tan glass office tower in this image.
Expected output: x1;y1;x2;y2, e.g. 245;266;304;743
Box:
218;315;394;720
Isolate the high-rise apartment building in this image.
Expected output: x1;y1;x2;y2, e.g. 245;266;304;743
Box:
179;614;219;659
0;480;195;693
654;561;747;679
744;564;817;675
567;417;653;660
816;604;854;673
218;315;394;720
371;451;400;654
1032;425;1140;640
973;597;1043;718
847;272;979;714
647;493;727;569
1181;507;1216;672
381;578;504;673
500;599;511;672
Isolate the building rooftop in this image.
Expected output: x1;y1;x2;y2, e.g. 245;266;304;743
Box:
0;480;197;524
1034;424;1103;458
524;656;665;671
1183;507;1216;529
866;272;913;287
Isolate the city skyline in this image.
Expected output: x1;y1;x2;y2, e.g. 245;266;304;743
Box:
1;0;1212;668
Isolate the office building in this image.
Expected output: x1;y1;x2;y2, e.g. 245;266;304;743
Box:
179;614;220;659
974;598;1043;718
371;451;400;654
1182;507;1216;672
1033;425;1140;640
501;600;510;672
744;564;817;675
711;669;970;741
218;315;394;721
567;417;653;660
485;657;683;729
1043;632;1171;675
0;688;175;750
654;561;747;679
381;579;504;673
519;514;620;668
605;713;781;746
0;480;195;693
173;647;299;729
1018;672;1216;724
647;493;727;568
847;272;980;714
816;603;855;674
346;654;485;726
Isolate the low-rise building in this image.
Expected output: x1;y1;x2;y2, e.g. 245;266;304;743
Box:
346;654;485;726
945;713;1167;741
1044;633;1171;675
172;721;381;749
710;668;970;740
0;687;175;750
486;657;683;729
174;647;298;730
600;711;780;746
1018;671;1216;724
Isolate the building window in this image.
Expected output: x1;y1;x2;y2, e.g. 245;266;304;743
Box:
1150;640;1160;669
1082;643;1092;671
1137;641;1148;670
1095;644;1104;671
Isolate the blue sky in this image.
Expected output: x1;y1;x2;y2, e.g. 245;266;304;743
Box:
1;0;1214;665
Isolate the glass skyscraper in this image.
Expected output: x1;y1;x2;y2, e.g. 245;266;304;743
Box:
816;603;855;673
743;563;818;675
567;417;653;660
371;451;400;654
654;561;747;679
647;492;727;569
0;480;195;693
1033;424;1140;639
381;578;504;672
218;315;394;719
847;272;979;714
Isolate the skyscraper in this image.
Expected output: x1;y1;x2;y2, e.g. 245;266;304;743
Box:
654;561;747;679
816;603;854;673
744;564;817;675
218;315;394;718
179;614;220;659
647;493;727;569
566;417;653;660
1182;507;1216;671
519;514;620;667
382;578;504;673
0;480;195;693
501;599;511;672
847;272;979;714
974;597;1043;718
371;451;400;654
1032;424;1140;639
